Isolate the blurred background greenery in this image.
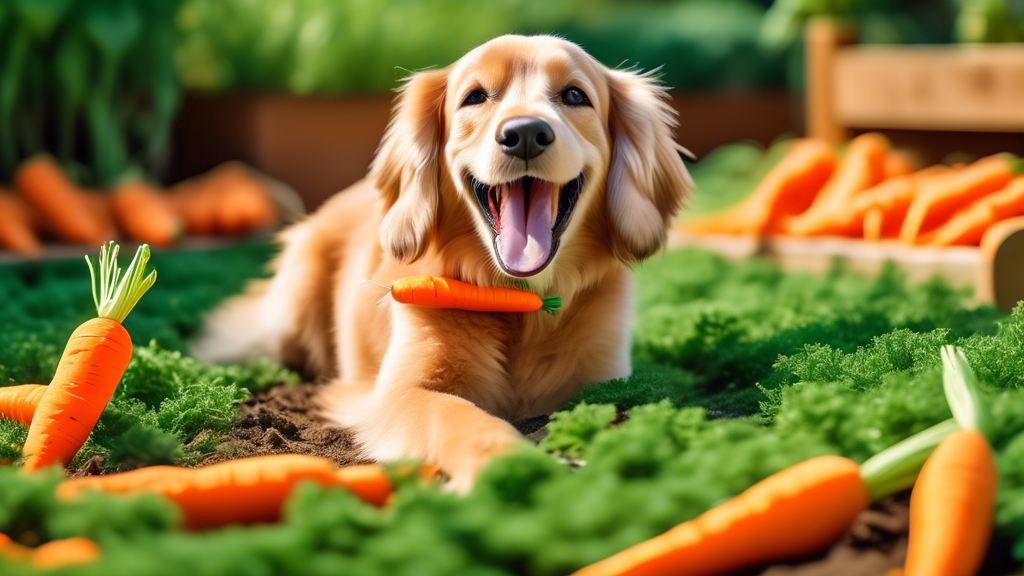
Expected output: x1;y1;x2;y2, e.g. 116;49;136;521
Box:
2;0;1023;186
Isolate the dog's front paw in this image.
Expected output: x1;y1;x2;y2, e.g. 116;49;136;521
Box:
442;424;529;493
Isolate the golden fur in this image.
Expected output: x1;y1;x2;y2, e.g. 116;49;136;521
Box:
194;35;691;490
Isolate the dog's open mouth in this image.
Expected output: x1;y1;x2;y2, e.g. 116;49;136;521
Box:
470;174;583;277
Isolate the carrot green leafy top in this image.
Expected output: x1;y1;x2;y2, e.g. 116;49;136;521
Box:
86;241;157;323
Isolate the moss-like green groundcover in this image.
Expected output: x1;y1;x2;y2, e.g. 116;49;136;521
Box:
2;242;1024;575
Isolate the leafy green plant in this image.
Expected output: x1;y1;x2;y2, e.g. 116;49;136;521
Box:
0;0;182;185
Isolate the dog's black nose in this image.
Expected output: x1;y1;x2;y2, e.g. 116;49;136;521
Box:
497;117;554;161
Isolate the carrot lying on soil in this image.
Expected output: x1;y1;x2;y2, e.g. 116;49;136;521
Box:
13;156;105;245
22;242;156;472
383;276;562;313
0;385;48;426
683;139;837;235
110;181;183;247
572;455;871;576
57;455;394;529
903;429;997;576
0;535;100;569
781;133;889;236
925;176;1024;246
0;193;41;255
899;154;1019;244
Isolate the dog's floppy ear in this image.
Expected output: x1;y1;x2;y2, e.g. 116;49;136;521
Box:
370;68;449;262
605;69;692;263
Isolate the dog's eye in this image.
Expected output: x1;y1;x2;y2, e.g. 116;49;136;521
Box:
462;89;488;107
561;87;591;107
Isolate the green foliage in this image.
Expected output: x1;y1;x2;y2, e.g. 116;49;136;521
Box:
175;0;782;95
539;404;617;459
0;241;296;471
3;243;1024;572
0;0;183;184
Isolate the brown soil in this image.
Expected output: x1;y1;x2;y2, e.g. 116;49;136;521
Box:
199;382;366;467
184;383;1017;575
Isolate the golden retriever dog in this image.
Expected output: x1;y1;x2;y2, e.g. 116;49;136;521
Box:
194;34;691;490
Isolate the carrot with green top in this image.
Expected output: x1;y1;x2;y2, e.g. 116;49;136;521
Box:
22;241;156;471
0;385;48;426
572;414;960;576
375;276;561;313
901;346;997;576
57;455;397;529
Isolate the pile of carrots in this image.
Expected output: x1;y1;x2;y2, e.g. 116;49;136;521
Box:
684;133;1024;247
0;156;278;256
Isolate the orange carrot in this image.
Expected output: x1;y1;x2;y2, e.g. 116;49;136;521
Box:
29;537;100;569
862;207;885;241
13;156;105;245
208;166;276;234
791;165;952;238
0;535;100;568
385;276;561;313
899;154;1018;244
683;140;837;235
573;414;960;576
56;455;394;529
22;242;156;472
901;346;997;576
781;133;889;236
884;149;918;180
572;456;871;576
168;180;215;236
0;385;48;426
0;193;41;255
111;182;183;247
904;429;996;576
926;176;1024;246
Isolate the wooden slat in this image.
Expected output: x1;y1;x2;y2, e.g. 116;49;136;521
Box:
833;44;1024;132
668;229;1024;311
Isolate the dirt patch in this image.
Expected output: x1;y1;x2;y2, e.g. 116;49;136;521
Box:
201;382;366;466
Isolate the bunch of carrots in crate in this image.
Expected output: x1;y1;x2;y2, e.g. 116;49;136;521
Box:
0;156;277;256
684;132;1024;248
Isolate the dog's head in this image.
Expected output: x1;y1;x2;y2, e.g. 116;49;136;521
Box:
371;35;690;279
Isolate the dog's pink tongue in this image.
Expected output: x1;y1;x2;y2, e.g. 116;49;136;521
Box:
497;180;553;274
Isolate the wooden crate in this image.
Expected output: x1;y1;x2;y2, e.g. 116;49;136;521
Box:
687;20;1024;311
669;222;1024;311
807;19;1024;142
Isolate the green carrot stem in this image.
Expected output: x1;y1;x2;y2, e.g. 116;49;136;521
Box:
859;418;959;501
86;241;157;323
941;345;994;439
540;297;562;314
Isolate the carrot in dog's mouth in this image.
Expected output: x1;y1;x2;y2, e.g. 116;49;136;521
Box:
470;174;583;277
